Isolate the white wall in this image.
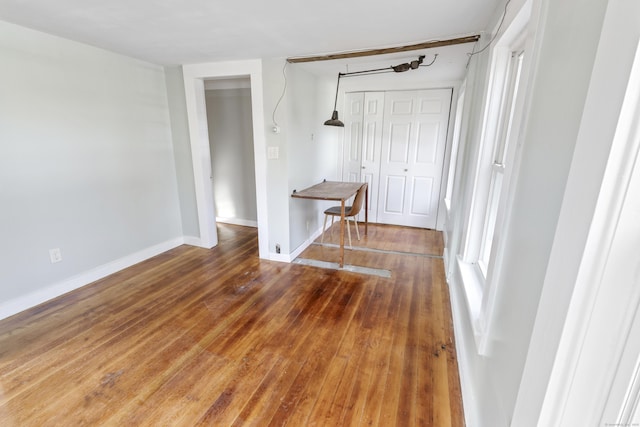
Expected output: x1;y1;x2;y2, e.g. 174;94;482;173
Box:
178;57;466;260
260;58;292;255
164;66;199;238
446;0;638;427
0;21;183;317
280;60;466;254
256;59;342;257
286;65;342;253
513;0;640;423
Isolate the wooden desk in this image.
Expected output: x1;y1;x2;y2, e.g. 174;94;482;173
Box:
292;180;368;267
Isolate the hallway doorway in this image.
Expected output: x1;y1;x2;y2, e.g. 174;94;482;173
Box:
182;60;269;258
204;78;258;228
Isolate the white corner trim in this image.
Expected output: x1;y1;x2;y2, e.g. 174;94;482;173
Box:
182;235;204;247
0;237;185;321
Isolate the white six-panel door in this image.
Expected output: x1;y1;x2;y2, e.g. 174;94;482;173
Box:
342;89;451;229
343;92;385;223
343;92;365;184
377;89;452;228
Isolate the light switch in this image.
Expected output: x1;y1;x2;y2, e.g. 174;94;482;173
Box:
267;146;279;159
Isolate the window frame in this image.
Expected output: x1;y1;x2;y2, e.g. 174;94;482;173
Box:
454;2;533;354
477;48;525;277
444;82;467;213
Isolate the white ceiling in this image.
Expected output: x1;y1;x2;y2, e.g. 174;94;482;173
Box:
0;0;502;74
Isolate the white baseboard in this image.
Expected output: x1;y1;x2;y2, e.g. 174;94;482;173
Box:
268;226;324;263
269;252;292;263
182;235;203;246
290;226;323;260
1;225;323;321
216;217;258;228
0;237;186;321
447;268;480;427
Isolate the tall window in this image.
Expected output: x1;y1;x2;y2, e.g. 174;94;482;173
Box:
453;0;532;353
445;84;466;210
477;50;525;277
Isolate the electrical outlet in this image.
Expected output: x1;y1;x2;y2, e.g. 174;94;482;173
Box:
275;244;281;254
49;248;62;263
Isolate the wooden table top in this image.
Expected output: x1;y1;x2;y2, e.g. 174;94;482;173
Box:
291;181;363;201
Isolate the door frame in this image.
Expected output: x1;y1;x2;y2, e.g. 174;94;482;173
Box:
182;59;269;258
341;86;457;230
534;38;640;426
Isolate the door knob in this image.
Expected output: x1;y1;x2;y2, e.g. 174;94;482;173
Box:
404;169;408;172
362;166;366;169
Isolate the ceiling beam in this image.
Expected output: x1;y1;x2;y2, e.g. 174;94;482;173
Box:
286;35;481;63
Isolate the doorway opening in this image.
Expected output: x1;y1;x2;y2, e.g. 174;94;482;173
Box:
342;88;453;230
204;78;258;228
182;60;269;259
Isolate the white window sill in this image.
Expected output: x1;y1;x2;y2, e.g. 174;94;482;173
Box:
456;256;487;352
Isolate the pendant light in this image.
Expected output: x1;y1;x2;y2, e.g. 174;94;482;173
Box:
323;55;433;127
324;73;345;127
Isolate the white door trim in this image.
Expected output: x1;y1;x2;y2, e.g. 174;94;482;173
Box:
377;88;452;229
182;60;269;258
537;38;640;427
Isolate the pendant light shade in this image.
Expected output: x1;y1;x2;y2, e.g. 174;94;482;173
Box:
324;73;344;127
324;110;344;127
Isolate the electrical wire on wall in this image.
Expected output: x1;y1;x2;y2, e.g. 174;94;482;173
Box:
466;0;513;68
272;61;287;133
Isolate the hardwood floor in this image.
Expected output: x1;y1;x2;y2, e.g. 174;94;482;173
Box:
318;220;444;257
0;223;464;426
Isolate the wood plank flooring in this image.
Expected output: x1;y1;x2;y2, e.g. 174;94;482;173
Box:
0;223;464;426
318;220;444;257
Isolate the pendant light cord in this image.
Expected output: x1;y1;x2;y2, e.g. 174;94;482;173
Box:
272;61;288;128
333;73;342;110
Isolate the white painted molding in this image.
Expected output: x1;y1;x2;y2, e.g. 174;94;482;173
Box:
447;267;481;427
290;226;323;260
182;235;203;247
536;36;640;427
455;256;485;352
0;237;185;321
182;73;217;249
204;78;250;90
216;217;258;228
269;252;292;263
182;59;270;260
268;225;324;263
